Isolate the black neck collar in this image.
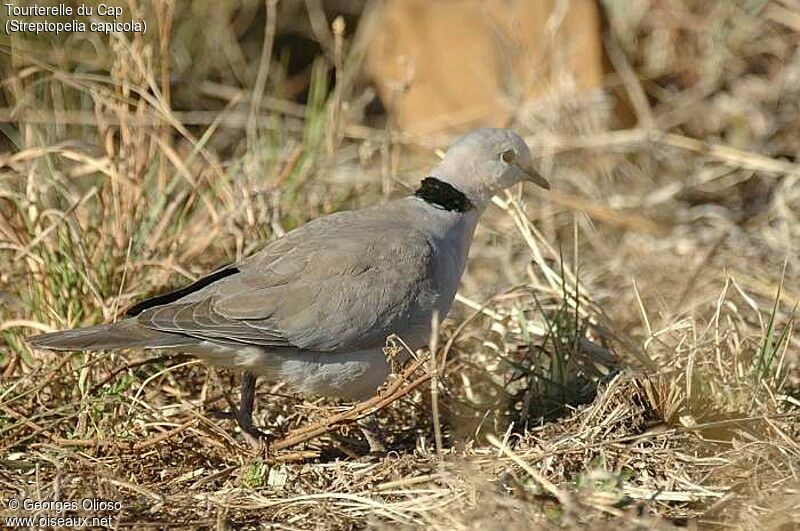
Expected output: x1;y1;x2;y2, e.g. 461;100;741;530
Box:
414;177;474;212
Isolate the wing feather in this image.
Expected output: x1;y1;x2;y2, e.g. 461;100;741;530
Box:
135;206;440;352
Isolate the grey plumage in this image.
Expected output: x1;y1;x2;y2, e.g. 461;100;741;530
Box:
144;203;447;352
28;319;195;350
28;128;550;448
31;201;460;363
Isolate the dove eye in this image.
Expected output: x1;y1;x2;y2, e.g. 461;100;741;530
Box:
500;149;516;164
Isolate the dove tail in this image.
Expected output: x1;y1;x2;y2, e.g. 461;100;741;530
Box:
27;319;194;351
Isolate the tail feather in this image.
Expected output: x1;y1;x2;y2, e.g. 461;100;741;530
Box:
27;319;195;351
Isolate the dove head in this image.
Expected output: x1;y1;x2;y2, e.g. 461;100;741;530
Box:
431;128;549;210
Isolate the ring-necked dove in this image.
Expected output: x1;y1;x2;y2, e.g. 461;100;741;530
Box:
28;128;550;451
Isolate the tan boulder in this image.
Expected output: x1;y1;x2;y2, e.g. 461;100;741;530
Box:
364;0;605;135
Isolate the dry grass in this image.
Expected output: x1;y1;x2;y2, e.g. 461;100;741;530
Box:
2;0;800;528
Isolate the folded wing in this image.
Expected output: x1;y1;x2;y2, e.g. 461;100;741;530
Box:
135;210;438;352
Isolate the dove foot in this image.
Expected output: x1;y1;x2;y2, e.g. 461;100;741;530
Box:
357;414;387;454
208;407;238;420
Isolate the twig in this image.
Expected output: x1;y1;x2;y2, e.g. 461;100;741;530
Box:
544;189;667;235
429;312;443;455
542;129;800;177
374;473;444;492
12;186;98;263
304;0;335;59
247;0;279;155
603;16;655;129
132;419;198;451
90;353;187;394
487;433;569;506
326;16;346;155
271;356;432;451
154;0;175;191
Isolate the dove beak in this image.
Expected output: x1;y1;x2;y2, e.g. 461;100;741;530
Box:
521;164;550;190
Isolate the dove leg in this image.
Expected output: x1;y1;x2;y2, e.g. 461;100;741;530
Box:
237;371;260;435
357;414;386;454
210;371;268;440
